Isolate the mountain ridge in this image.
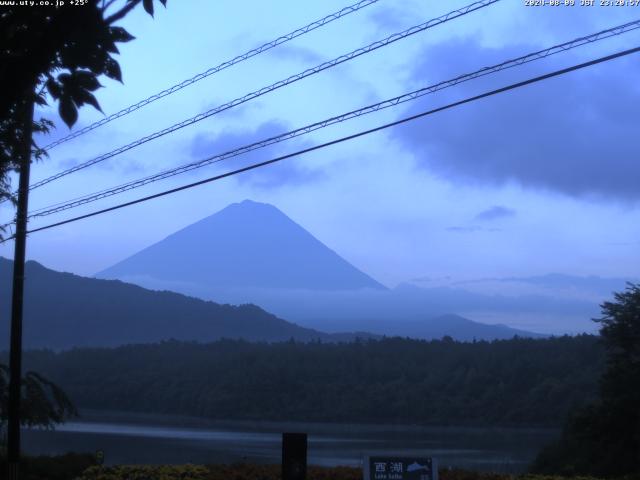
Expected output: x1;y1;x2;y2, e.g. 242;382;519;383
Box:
0;257;544;348
0;257;377;349
92;199;549;340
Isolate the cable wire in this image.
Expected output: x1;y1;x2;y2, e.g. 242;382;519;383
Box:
24;0;500;194
25;19;640;220
6;44;636;243
41;0;381;151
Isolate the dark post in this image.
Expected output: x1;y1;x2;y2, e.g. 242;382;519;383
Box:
282;432;307;480
7;92;35;480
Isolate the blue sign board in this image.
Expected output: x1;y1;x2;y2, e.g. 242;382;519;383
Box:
363;456;438;480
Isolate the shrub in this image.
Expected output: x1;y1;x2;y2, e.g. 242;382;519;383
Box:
0;452;96;480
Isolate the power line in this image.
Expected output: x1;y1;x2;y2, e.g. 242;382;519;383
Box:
24;0;500;193
7;45;637;242
25;19;640;220
41;0;381;151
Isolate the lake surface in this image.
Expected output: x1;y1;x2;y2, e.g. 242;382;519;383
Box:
22;410;559;473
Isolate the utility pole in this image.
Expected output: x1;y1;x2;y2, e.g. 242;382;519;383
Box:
7;90;35;480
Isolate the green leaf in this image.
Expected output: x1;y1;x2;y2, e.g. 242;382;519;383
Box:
83;50;110;74
58;72;72;86
105;42;120;54
59;42;88;70
143;0;154;16
109;26;135;43
76;90;103;113
59;97;78;128
34;92;48;106
104;57;123;83
85;93;102;113
46;78;61;99
74;70;102;91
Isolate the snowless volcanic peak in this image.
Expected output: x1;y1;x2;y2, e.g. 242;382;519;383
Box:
98;200;386;291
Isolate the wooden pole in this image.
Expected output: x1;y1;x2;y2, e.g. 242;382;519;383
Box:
7;91;35;480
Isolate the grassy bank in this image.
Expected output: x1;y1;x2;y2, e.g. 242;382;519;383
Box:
75;464;610;480
0;454;622;480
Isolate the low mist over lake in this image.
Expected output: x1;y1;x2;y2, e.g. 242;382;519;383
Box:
23;411;558;473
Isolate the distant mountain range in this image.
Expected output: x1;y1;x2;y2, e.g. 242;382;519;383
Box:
0;199;562;349
96;199;588;336
0;257;541;350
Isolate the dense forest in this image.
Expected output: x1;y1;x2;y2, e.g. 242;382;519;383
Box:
6;335;603;427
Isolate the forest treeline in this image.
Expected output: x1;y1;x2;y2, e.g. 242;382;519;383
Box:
6;335;603;427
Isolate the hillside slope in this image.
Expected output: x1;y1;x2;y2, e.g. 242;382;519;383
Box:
0;258;362;349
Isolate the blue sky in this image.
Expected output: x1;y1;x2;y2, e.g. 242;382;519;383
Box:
1;0;639;297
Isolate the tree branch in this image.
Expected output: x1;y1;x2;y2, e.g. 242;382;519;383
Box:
105;0;142;25
102;0;120;14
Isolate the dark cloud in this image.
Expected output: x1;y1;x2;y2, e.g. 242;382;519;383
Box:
394;37;640;201
475;205;516;221
190;120;326;189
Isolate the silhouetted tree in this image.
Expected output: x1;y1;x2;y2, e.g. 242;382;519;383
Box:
532;283;640;477
0;0;167;206
0;363;77;452
0;3;168;473
9;335;603;427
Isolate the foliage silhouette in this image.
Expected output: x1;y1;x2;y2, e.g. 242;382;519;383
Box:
0;363;77;448
0;0;167;206
11;335;604;427
532;283;640;477
0;452;96;480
